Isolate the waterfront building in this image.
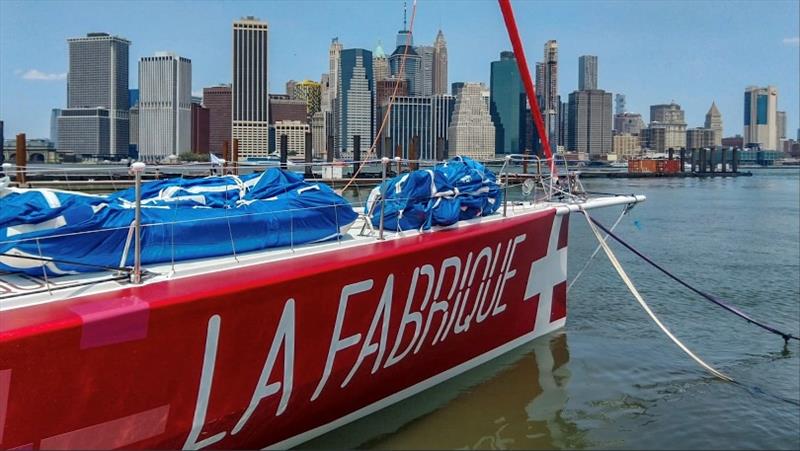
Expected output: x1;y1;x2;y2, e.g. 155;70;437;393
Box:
615;94;626;115
191;102;210;154
641;125;666;152
377;95;454;159
273;120;309;156
686;127;715;150
337;48;373;155
202;85;231;154
232;17;269;159
417;45;435;96
285;80;297;99
2;138;59;163
451;82;464;98
129;89;139;108
433;30;448;95
721;135;744;149
448;83;495;160
490;51;525;155
612;133;641;160
269;96;307;124
614;112;645;135
567;89;612;155
292;80;322;118
578;55;598;91
129;106;139;157
541;40;559;153
704;101;723;146
776;111;786;140
57;32;130;157
311;111;325;158
649;103;687;149
389;44;422;96
138;52;192;161
376;78;408;107
50;108;61;143
372;42;390;82
743;85;778;150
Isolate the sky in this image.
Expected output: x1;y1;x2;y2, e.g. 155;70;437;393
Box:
0;0;798;140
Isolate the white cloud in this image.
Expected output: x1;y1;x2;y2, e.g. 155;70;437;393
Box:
783;36;800;46
20;69;66;81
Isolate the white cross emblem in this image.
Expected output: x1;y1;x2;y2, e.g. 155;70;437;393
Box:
524;214;568;331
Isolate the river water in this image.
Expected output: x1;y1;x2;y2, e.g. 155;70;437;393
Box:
306;168;800;450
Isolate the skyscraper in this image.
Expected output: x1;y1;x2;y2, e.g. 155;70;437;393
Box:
744;86;778;150
325;38;343;150
704;101;723;146
57;32;130;157
542;40;559;153
293;80;322;118
191;101;210;154
490;51;525;154
203;85;231;154
417;45;435;96
776;110;786;140
578;55;598;91
377;95;454;159
337;48;373;155
50;108;61;143
390;43;422;96
567;89;612;155
448;83;496;160
232;17;269;159
373;42;390;82
614;112;645;135
432;30;448;95
138;52;192;161
285;80;297;99
650;103;687;149
615;93;626;115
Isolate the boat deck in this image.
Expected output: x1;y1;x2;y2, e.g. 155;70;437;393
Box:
0;195;644;312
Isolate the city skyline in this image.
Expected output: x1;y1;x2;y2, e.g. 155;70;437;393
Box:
0;0;798;140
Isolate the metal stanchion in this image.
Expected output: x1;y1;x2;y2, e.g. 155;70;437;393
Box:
379;157;389;240
131;162;145;284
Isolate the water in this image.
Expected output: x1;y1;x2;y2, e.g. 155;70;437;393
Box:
307;168;800;449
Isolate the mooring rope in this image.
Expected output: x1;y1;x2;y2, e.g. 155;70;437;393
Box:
587;215;799;345
567;205;630;292
580;207;734;382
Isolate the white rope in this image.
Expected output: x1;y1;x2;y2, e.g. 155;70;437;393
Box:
580;207;734;382
568;206;628;292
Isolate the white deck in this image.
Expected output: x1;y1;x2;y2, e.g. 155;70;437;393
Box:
0;195;644;312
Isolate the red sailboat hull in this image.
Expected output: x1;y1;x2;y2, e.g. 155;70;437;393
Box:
0;208;569;450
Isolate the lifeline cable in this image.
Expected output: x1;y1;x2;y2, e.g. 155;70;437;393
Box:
580;207;734;382
588;216;799;344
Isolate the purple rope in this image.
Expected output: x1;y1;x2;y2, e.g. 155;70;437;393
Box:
584;213;798;344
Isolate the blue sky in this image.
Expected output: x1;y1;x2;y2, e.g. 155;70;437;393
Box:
1;0;798;140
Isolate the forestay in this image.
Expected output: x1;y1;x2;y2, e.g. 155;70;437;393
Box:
0;169;358;276
365;156;503;231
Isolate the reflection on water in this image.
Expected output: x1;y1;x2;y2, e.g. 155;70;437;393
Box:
304;332;583;450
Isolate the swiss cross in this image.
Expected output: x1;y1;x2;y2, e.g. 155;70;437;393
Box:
524;214;568;329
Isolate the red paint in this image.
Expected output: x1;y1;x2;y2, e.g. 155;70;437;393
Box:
39;405;169;450
69;296;149;349
0;370;10;444
558;213;570;250
0;210;568;450
550;281;567;322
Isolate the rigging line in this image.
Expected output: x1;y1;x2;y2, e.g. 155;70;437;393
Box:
0;252;132;274
580;207;734;382
589;216;800;344
341;0;419;193
567;204;629;292
497;0;557;178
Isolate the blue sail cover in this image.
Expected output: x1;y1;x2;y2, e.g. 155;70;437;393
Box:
365;156;503;231
0;169;358;275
